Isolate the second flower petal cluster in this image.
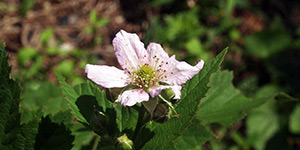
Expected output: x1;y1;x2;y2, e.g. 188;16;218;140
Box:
85;30;204;106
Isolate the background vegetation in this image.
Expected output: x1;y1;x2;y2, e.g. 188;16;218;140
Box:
0;0;299;149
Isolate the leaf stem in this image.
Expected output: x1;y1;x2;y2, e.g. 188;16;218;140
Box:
92;135;100;150
158;94;177;114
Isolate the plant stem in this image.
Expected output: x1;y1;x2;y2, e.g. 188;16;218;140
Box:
158;94;177;114
92;135;100;150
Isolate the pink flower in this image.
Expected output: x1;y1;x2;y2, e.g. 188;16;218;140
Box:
85;30;204;107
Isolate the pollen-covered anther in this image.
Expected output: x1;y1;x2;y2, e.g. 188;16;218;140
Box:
130;64;158;89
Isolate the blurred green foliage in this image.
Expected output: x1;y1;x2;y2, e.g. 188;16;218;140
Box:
1;0;300;149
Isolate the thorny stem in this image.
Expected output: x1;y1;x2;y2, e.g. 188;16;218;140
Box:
158;94;177;115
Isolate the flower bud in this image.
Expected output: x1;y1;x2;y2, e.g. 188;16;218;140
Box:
117;134;133;150
90;108;109;133
153;104;170;123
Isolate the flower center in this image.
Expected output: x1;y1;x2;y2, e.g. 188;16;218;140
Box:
131;64;156;89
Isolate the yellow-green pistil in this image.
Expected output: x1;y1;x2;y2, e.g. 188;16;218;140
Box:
131;64;157;89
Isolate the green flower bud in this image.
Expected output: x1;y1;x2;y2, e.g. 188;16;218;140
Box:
117;134;133;150
153;104;170;123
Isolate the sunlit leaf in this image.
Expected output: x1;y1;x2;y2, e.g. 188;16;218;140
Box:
135;48;228;150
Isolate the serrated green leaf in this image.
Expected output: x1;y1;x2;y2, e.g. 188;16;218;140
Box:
73;82;113;112
56;73;117;136
197;71;267;126
175;119;214;150
20;81;69;124
135;48;228;150
21;120;39;150
0;44;39;150
55;71;88;124
116;104;139;133
34;117;74;150
71;123;94;150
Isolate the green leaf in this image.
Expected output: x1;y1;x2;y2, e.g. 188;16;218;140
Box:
135;48;228;150
185;38;211;61
20;81;68;124
21;120;39;150
40;28;54;46
116;104;139;133
89;9;98;25
56;72;116;135
197;71;267;126
175;119;214;150
57;60;75;77
17;47;38;65
246;85;297;150
96;18;109;28
246;99;279;150
73;82;113;112
55;71;88;124
71;123;95;150
20;0;35;15
0;44;39;150
244;29;291;58
34;117;74;150
289;104;300;134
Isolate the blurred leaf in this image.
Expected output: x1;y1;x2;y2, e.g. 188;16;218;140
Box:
96;18;109;28
237;75;259;97
246;98;279;150
20;0;35;15
229;29;241;41
85;26;94;35
150;0;175;7
57;60;75;77
17;47;38;65
135;48;228;150
20;81;68;124
244;29;292;58
40;28;54;46
231;132;250;150
197;70;267;127
89;9;98;25
175;119;214;150
26;55;43;78
246;85;297;150
46;47;60;55
225;0;237;17
289;104;300;134
185;38;212;61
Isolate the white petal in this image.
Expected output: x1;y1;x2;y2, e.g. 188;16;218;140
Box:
112;30;148;70
146;42;170;68
161;57;204;85
118;89;149;106
149;85;182;99
85;64;129;88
